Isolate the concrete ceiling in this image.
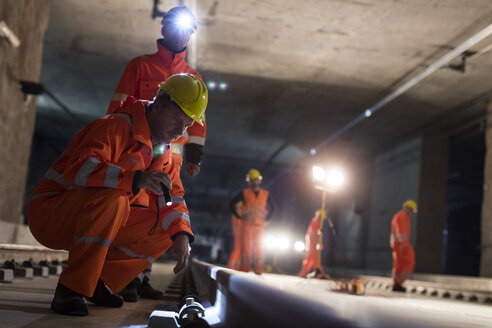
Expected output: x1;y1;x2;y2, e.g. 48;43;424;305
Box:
36;0;492;214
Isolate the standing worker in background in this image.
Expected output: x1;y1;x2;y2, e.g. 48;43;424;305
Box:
299;209;326;278
107;6;206;301
227;201;243;270
390;200;417;292
229;169;275;275
27;74;208;316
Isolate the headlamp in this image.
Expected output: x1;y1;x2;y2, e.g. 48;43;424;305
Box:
164;12;197;33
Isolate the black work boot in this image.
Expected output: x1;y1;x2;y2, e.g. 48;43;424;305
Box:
138;276;163;300
51;282;88;316
119;278;140;302
392;283;407;292
87;279;124;307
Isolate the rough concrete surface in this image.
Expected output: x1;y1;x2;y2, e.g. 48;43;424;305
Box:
481;101;492;277
0;262;177;328
0;0;51;224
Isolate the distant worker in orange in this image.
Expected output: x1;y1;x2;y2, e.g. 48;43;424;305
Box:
299;209;326;278
27;74;208;316
227;201;243;270
390;200;417;292
107;6;206;301
229;169;275;274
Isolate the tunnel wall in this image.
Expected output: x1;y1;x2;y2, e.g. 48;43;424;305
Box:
0;0;51;227
481;101;492;277
366;137;422;271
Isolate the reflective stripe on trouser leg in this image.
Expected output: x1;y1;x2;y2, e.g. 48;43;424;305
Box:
101;206;173;293
27;188;130;297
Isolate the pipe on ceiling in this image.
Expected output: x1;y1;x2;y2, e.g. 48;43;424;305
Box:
311;22;492;153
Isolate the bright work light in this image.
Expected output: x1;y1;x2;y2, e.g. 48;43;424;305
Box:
294;241;305;252
312;165;326;182
174;12;196;32
263;234;290;252
312;165;345;191
326;168;344;188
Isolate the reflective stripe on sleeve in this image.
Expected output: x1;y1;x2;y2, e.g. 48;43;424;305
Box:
104;164;121;188
117;246;155;264
111;93;128;101
158;195;186;209
161;211;190;230
44;168;70;188
73;235;111;247
171;143;184;155
75;157;101;186
188;136;205;146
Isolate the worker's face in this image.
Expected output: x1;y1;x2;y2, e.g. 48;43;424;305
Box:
249;178;262;191
161;22;193;52
403;207;413;216
147;100;194;145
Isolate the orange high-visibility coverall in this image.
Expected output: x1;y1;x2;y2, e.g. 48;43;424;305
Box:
299;216;324;277
108;40;202;283
238;188;269;274
27;97;193;297
107;40;206;167
227;204;243;270
390;210;415;285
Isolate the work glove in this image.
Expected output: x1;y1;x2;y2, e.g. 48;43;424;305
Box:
136;171;172;195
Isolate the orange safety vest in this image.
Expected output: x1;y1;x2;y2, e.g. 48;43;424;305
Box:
242;188;269;224
107;41;206;159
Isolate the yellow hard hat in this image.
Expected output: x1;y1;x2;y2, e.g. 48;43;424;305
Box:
315;208;326;219
403;200;417;213
158;73;208;126
246;169;262;182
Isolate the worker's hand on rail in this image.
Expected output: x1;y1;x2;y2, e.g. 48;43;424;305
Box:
168;234;190;273
136;171;172;195
185;162;200;177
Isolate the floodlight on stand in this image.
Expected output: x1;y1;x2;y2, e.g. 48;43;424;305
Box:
312;165;326;182
325;168;344;189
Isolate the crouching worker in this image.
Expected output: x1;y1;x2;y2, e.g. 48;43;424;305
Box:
26;73;207;316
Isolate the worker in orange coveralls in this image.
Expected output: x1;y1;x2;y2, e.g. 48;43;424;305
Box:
229;169;275;275
390;200;417;292
227;201;243;270
27;74;207;316
299;209;326;278
107;6;206;301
